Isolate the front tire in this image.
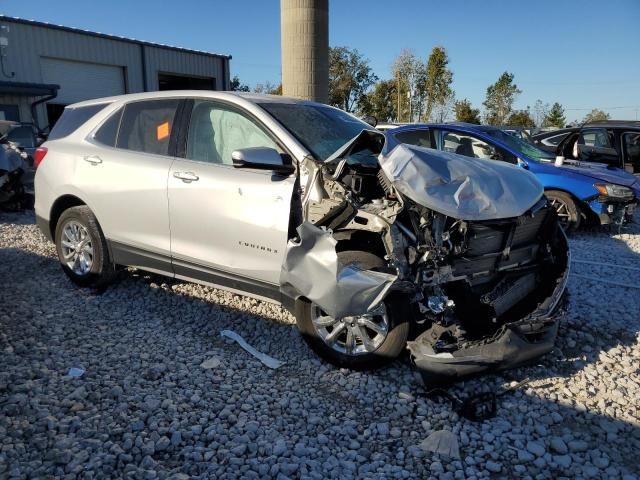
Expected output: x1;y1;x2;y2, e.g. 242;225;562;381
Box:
295;250;411;370
54;206;116;289
546;190;581;231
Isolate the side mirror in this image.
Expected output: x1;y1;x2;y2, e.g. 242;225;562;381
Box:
232;147;295;175
362;115;378;127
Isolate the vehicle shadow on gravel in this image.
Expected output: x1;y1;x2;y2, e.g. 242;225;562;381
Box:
1;213;639;479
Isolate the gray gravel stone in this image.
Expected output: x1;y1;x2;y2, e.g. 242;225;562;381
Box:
2;211;640;479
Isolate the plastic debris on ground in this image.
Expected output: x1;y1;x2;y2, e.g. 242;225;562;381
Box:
66;367;85;378
200;357;221;369
220;329;285;369
418;430;461;459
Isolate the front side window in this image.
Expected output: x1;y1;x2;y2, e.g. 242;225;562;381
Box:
186;101;278;165
394;129;434;149
116;100;180;156
579;129;612;148
440;129;516;164
441;131;495;159
623;132;640;174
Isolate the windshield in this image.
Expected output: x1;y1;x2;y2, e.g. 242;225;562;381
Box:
487;129;554;162
258;102;373;161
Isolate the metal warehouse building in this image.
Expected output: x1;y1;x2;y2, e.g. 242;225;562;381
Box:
0;16;231;131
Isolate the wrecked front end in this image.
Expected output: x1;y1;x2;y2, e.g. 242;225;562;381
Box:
0;143;28;207
282;131;570;380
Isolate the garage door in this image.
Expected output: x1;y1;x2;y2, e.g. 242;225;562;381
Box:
41;58;125;104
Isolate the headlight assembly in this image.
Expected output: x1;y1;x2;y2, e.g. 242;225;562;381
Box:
594;183;634;200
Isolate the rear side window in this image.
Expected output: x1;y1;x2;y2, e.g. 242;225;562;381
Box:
116;100;180;156
93;108;123;147
394;129;434;149
48;103;109;140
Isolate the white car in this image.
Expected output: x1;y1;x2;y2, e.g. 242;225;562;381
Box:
34;91;569;379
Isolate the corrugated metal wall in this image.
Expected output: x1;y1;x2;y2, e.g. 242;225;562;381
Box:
0;17;230;123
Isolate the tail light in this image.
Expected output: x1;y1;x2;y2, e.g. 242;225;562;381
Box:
33;147;48;168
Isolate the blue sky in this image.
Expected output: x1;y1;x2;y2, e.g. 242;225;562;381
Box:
3;0;639;121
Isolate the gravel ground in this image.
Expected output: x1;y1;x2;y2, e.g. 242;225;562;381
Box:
1;210;639;480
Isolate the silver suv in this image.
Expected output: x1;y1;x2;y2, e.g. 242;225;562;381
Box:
35;91;569;380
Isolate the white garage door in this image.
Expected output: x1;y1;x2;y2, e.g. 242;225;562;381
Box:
41;58;125;104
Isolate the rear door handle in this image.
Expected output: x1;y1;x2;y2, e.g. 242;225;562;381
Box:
84;155;102;165
173;171;199;182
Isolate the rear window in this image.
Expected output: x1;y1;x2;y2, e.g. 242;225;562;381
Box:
116;100;180;156
48;103;110;140
93;107;123;147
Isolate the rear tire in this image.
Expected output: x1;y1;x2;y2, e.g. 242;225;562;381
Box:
546;190;581;231
295;250;411;370
54;206;116;289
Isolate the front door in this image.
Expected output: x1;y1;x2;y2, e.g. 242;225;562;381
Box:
168;100;295;289
576;128;619;167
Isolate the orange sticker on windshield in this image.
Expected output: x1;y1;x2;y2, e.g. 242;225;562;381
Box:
157;122;170;140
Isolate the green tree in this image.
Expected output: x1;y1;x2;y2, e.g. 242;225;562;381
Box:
543;102;566;128
392;49;423;122
507;110;535;128
329;46;378;112
454;99;481;124
582;108;610;123
483;72;522;125
229;75;250;92
254;81;281;95
360;79;397;122
532;99;549;127
424;46;453;122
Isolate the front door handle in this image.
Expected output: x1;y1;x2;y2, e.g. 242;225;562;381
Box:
84;155;102;165
173;171;199;183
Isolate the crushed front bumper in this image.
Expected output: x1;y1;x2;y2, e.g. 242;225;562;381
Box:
589;198;637;225
408;231;570;384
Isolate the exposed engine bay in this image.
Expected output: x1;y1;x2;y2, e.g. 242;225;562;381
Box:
281;131;570;380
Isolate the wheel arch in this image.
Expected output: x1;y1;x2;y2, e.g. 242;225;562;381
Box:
49;194;89;240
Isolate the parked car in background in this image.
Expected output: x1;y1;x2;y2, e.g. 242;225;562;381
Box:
551;121;640;174
3;122;42;160
0;121;33;207
34;92;569;380
531;127;577;153
390;123;640;230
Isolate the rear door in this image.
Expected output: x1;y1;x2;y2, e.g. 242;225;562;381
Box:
82;99;180;271
621;131;640;174
168;99;295;290
576;128;620;167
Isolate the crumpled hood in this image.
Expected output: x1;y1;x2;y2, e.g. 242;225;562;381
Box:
555;161;638;188
323;130;544;221
379;135;544;221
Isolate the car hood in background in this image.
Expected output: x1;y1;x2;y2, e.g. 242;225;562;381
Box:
555;160;638;188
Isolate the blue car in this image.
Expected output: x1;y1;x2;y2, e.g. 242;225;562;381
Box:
389;123;640;230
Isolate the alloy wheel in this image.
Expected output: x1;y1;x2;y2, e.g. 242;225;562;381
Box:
550;198;572;228
311;303;390;356
60;220;94;275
